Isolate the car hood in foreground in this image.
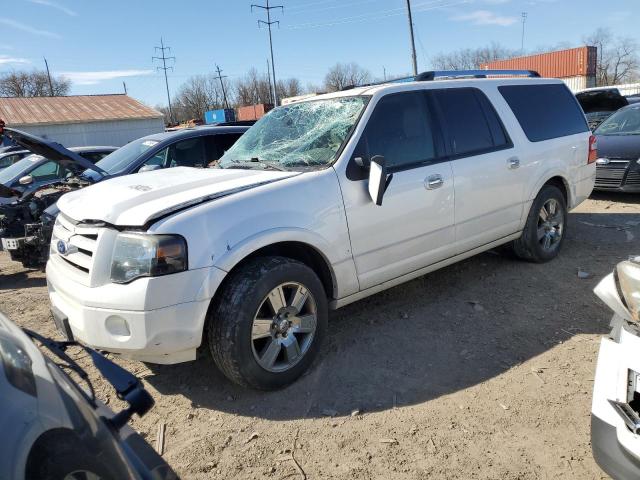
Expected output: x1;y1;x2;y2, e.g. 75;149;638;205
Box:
595;134;640;160
57;167;300;226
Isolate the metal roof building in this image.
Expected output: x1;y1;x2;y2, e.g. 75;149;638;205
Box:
0;94;164;147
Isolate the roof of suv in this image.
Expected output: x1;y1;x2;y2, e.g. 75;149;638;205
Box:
308;77;565;101
143;125;250;144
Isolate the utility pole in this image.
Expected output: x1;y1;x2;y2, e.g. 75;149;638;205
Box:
383;66;387;81
252;0;283;106
123;81;127;95
153;37;176;124
43;57;54;96
267;58;274;105
520;12;528;54
213;64;229;109
405;0;418;77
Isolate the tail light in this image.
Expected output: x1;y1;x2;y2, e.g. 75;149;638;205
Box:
588;135;597;164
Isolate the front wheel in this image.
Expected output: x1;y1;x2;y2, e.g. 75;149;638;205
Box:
208;256;328;390
512;184;567;263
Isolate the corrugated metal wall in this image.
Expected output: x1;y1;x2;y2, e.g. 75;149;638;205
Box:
14;118;165;147
481;46;597;78
562;75;597;92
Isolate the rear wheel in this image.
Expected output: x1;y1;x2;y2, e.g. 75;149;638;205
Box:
208;256;328;390
512;185;567;263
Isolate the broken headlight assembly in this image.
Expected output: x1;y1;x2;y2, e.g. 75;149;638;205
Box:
110;233;187;284
616;256;640;323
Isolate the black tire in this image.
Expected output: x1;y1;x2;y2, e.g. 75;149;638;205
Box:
208;256;328;390
512;184;567;263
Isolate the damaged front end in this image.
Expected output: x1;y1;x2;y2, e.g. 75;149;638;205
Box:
0;178;92;268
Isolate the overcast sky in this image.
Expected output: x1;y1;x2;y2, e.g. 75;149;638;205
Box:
1;0;637;107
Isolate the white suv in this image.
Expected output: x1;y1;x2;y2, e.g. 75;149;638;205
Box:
46;72;596;389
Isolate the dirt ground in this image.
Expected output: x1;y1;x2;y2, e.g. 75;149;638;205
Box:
2;192;640;479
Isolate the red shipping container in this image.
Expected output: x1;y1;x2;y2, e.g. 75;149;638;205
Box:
480;46;597;78
237;103;274;121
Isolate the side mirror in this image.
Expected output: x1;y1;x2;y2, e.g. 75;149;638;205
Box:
18;175;33;186
368;155;393;206
139;164;161;173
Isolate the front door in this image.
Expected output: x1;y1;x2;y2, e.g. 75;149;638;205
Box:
340;90;456;290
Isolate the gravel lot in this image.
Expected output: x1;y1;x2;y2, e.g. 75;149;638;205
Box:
2;192;639;479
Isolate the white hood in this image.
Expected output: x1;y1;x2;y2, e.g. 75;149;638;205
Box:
57;167;299;226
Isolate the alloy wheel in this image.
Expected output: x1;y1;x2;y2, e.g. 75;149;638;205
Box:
537;198;564;252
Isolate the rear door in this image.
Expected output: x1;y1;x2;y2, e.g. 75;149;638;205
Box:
342;90;456;290
432;87;525;253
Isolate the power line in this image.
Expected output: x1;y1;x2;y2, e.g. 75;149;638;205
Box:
406;0;418;76
43;57;54;96
213;64;230;109
152;37;176;124
252;0;284;106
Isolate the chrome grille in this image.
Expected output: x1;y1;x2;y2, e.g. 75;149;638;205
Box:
595;160;629;188
50;213;103;285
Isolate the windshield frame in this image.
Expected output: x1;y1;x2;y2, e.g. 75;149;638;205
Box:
595;106;640;136
219;95;371;171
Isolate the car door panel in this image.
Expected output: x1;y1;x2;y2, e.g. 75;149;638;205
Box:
341;90;456;290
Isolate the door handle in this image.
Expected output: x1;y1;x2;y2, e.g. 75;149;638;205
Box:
507;157;520;169
425;174;444;190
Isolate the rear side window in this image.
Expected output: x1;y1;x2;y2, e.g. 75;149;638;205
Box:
499;84;589;142
433;88;510;157
354;91;438;169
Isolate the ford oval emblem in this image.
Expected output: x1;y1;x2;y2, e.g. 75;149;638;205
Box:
57;240;68;255
596;158;610;165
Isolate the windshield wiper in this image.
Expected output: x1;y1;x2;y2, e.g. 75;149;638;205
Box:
226;158;287;171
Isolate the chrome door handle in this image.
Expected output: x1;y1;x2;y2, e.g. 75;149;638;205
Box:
507;157;520;169
425;174;444;190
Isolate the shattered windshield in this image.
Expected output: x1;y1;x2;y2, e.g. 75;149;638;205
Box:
219;96;368;170
595;106;640;136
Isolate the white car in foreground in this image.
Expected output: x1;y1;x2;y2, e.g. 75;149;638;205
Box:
46;71;596;389
592;258;640;479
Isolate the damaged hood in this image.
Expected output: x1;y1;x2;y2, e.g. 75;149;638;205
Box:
57;167;300;226
4;128;107;177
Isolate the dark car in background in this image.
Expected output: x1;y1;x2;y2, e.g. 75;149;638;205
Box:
576;88;630;131
0;146;116;204
593;103;640;192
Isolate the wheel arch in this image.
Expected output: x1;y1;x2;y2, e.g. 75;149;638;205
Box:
528;172;572;208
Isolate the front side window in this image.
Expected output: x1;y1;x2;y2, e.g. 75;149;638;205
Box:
168;137;206;168
205;134;243;165
219;97;368;169
595;106;640;136
499;84;589;142
353;91;437;169
29;160;66;181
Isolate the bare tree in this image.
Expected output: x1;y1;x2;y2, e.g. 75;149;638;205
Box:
584;28;639;86
324;62;372;92
431;42;518;70
235;68;272;106
0;70;70;97
170;73;234;122
276;77;303;101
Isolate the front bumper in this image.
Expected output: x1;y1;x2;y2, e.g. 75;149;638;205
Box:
591;317;640;478
594;160;640;192
46;257;226;364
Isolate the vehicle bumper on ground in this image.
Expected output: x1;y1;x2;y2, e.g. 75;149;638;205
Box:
594;160;640;192
591;317;640;479
46;257;226;364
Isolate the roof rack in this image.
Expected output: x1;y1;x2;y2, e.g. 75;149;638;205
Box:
341;69;540;91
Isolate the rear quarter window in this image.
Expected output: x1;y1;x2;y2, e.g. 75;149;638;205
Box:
499;84;589;142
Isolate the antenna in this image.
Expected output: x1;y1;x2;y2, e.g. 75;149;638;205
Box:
252;0;284;106
153;37;176;124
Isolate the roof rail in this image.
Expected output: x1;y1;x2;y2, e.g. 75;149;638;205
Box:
415;69;540;81
340;69;540;91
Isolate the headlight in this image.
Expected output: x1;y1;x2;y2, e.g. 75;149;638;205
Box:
617;257;640;322
110;233;187;284
0;336;36;397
